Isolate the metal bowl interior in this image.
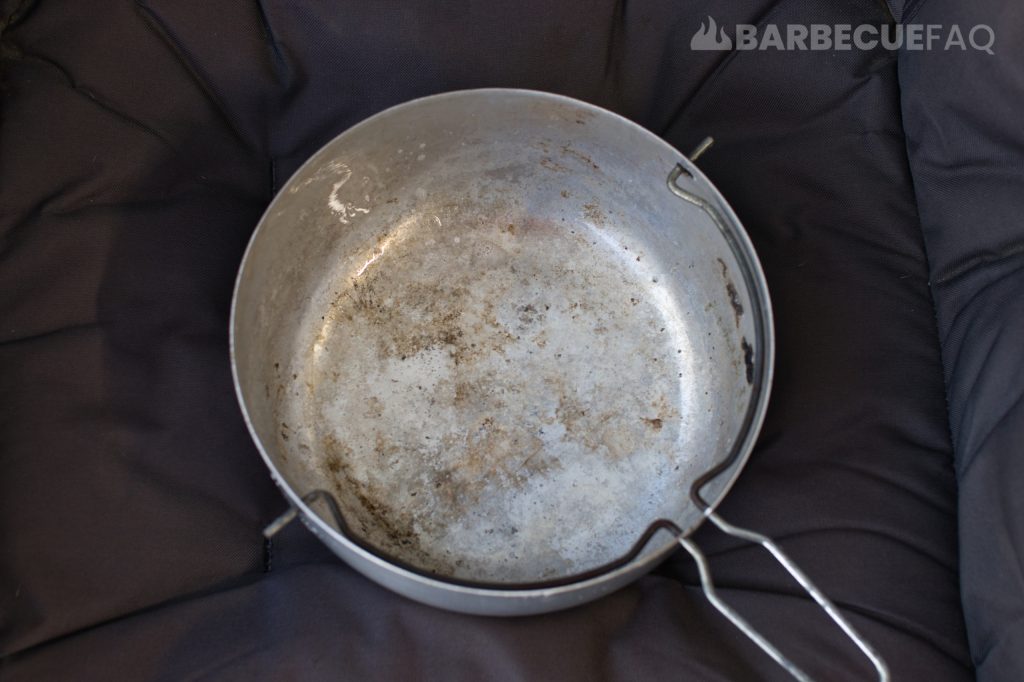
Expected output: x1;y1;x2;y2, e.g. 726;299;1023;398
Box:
232;90;770;586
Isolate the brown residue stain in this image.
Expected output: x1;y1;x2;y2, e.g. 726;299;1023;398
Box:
453;379;485;406
504;223;516;235
325;450;342;474
560;189;570;198
582;202;605;226
374;432;402;463
364;396;383;419
334;270;511;367
554;394;641;458
555;394;589;438
540;157;568;173
560;144;600;171
451;416;552;498
573;108;596;123
645;394;679;434
321;435;441;569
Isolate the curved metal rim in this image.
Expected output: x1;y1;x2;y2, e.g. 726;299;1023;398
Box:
229;88;775;599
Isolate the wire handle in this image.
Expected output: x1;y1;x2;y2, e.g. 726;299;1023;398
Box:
678;511;890;682
263;489;349;539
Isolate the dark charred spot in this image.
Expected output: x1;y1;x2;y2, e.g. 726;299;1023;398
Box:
725;282;743;326
716;257;744;327
517;303;544;327
741;337;755;385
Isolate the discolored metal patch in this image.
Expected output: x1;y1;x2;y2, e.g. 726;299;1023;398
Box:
289;205;696;582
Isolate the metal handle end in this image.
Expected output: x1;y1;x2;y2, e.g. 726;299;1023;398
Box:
263;507;299;539
682;512;891;682
688;136;715;163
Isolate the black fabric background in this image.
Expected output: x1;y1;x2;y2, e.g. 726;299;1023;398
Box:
896;1;1024;679
0;0;1019;679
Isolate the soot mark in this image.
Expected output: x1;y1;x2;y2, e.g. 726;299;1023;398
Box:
716;257;744;327
321;436;442;571
741;337;754;385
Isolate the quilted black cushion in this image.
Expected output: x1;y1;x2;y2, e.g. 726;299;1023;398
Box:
2;0;1018;679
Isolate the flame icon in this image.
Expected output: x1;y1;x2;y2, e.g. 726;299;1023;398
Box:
690;16;733;51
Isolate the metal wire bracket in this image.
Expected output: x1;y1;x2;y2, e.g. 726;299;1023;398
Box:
263;489;348;539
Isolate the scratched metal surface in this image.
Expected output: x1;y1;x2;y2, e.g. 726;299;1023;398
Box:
233;90;758;584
